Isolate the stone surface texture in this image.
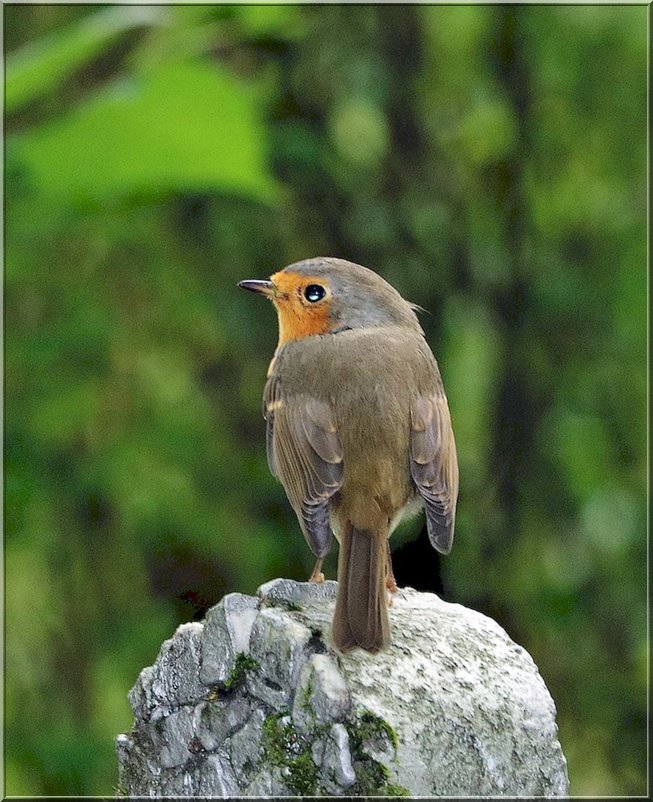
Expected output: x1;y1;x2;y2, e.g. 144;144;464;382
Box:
116;579;569;797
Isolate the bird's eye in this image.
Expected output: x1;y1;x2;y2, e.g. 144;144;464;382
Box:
304;284;326;303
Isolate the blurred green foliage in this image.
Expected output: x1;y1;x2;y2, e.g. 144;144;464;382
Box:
4;5;647;796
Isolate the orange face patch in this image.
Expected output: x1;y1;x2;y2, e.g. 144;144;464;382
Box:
269;271;333;345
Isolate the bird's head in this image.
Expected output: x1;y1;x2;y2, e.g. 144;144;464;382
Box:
238;257;422;346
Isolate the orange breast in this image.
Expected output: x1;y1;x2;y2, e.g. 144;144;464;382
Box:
270;271;333;345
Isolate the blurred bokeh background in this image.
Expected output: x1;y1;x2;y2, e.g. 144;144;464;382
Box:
4;3;647;796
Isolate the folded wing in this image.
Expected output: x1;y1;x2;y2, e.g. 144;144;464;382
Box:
264;376;343;557
410;389;459;554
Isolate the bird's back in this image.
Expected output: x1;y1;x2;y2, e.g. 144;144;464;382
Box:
274;326;437;533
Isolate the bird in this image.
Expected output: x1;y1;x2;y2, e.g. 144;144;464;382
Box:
238;257;458;654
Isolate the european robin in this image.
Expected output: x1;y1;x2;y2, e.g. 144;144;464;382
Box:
239;257;458;653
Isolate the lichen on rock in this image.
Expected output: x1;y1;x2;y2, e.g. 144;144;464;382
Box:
116;578;569;796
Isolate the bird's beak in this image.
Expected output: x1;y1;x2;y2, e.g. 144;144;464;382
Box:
237;279;275;298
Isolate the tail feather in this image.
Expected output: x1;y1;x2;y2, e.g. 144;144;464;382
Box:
332;523;390;653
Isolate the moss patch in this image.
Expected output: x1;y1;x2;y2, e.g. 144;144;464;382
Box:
353;708;400;752
346;709;409;796
223;653;260;691
262;711;319;795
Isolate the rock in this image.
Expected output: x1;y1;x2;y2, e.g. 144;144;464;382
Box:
157;707;197;768
194;752;239;797
319;723;356;792
195;695;251;751
128;622;207;720
199;593;258;686
258;577;338;607
246;607;314;708
227;706;266;782
117;579;569;797
292;653;351;729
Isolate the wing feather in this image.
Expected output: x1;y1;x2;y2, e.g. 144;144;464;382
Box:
264;375;343;557
410;390;458;554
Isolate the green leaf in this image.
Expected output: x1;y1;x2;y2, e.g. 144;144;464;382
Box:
12;60;279;207
5;6;165;114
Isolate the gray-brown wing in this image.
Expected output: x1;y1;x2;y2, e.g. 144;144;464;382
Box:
410;390;459;554
264;377;343;557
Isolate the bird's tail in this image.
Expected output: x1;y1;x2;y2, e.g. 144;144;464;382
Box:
331;522;390;654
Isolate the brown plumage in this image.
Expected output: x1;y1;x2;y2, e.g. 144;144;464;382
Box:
239;257;458;653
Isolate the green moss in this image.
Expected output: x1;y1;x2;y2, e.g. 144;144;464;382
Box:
349;758;387;794
287;750;319;795
204;652;260;699
346;709;409;797
260;705;407;796
386;781;412;795
261;712;287;765
353;709;400;752
298;668;316;720
223;653;260;691
262;711;319;795
347;757;409;797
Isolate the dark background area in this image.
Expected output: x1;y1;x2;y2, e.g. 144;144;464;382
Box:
4;4;647;795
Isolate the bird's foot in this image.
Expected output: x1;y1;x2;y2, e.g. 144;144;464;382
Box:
308;559;325;584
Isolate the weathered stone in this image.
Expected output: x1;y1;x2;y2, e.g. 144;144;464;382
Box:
117;736;166;795
246;607;313;708
199;593;258;686
227;706;266;781
117;580;569;797
195;695;251;751
320;723;356;792
243;766;292;796
356;710;396;765
335;589;569;796
152;767;185;796
193;752;239;797
128;622;206;719
258;577;338;607
127;665;156;722
292;653;350;730
115;733;133;766
157;706;196;768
